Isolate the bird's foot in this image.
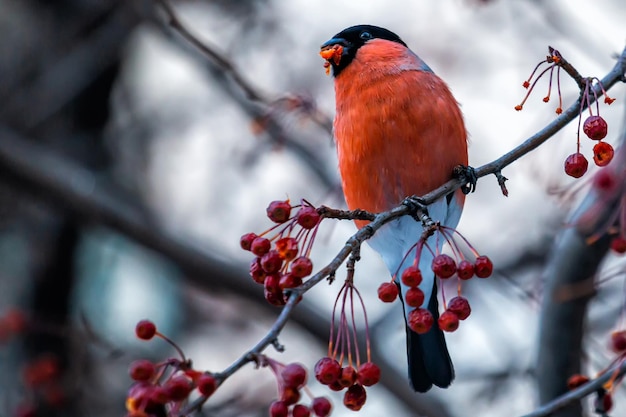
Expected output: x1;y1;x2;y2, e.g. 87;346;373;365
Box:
402;196;429;223
454;165;477;195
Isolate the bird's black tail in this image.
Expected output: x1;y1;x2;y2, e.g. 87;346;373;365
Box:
404;280;454;392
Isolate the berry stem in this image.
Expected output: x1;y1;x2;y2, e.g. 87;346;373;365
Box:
352;285;372;364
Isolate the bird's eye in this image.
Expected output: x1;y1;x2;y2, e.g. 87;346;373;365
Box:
359;31;373;40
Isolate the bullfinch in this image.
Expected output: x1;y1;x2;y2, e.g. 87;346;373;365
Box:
320;25;468;392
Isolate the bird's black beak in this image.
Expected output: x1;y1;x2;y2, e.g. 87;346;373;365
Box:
320;37;350;49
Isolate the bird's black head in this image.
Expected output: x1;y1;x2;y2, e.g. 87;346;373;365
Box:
320;25;407;77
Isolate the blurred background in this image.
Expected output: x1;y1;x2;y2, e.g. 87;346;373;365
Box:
0;0;625;416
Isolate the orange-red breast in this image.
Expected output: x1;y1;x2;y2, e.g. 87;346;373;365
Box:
321;25;468;392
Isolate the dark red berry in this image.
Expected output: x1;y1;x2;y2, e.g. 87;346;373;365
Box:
595;391;613;413
281;363;307;389
279;273;302;289
611;236;626;254
290;256;313;278
150;386;169;404
135;320;157;340
456;260;474;280
593;142;614;166
281;386;301;405
357;362;380;386
583;115;608;140
297;207;320;229
269;400;289;417
264;288;286;306
407;308;434;334
447;296;471;320
197;374;217;397
474;255;493;278
377;282;398;303
611;330;626;353
567;374;590;390
564;152;588;178
311;397;332;417
267;200;292;223
401;265;423;287
343;384;367;411
129;359;155;381
438;310;460;332
292;404;311;417
338;366;357;388
593;169;618;196
261;250;283;273
164;376;192;401
249;258;266;284
275;237;299;261
405;287;425;308
432;254;457;279
240;232;257;251
264;273;281;293
251;237;271;256
314;357;341;385
328;379;344;391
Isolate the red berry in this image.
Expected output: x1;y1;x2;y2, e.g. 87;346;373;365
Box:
611;236;626;254
474;255;493;278
593;142;614;167
447;296;471;320
438;310;460;332
135;320;157;340
405;287;425;308
290;256;313;278
150;386;169;404
567;374;590;390
240;232;257;251
611;330;626;352
267;200;292;223
328;379;344;391
432;254;456;279
275;237;299;261
3;308;27;333
292;404;311;417
164;376;193;401
264;288;286;306
338;366;357;388
357;362;380;386
311;397;332;417
261;250;283;274
251;237;271;257
314;357;341;385
281;386;301;405
297;207;321;229
401;266;422;287
593;169;618;195
197;374;217;397
264;273;281;293
129;359;155;381
564;152;588;178
583;115;608;140
407;308;434;334
269;400;289;417
281;363;307;389
456;260;474;280
343;384;367;411
249;258;266;284
595;391;613;413
279;273;302;289
377;282;399;303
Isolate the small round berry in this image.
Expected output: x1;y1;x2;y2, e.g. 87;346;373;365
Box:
264;288;286;306
610;236;626;254
583;115;608;140
357;362;381;386
292;404;311;417
197;374;218;397
611;330;626;353
405;287;425;308
567;374;590;390
135;320;157;340
164;376;193;401
447;296;471;320
281;386;301;405
275;237;299;261
279;273;302;289
474;256;493;278
249;258;266;284
456;260;475;280
343;384;367;411
290;256;313;278
564;153;588;178
438;310;460;332
593;142;614;167
595;391;613;413
401;266;422;287
338;366;357;388
251;237;271;257
269;400;289;417
281;363;307;389
261;250;283;274
407;308;434;334
314;357;341;385
297;207;321;229
311;397;332;417
593;169;618;196
129;359;156;381
149;386;169;404
240;233;257;251
432;254;457;279
328;379;344;392
264;274;281;293
267;200;292;223
377;282;398;303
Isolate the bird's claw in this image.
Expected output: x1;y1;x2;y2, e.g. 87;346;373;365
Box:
454;165;477;195
402;196;429;222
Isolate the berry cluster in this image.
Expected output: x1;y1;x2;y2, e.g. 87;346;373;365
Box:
514;47;616;179
377;226;492;333
126;320;218;417
241;200;322;306
262;357;332;417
